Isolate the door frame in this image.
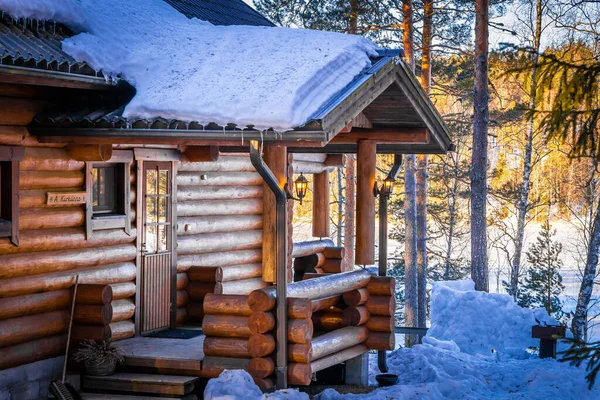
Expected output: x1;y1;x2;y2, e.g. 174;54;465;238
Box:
134;156;178;335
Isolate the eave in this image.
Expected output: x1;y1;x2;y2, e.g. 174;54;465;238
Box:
0;65;115;91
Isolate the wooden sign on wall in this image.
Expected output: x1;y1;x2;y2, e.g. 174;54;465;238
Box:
47;191;87;206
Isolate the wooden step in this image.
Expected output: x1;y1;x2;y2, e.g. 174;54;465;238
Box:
83;373;198;396
122;355;202;376
81;394;198;400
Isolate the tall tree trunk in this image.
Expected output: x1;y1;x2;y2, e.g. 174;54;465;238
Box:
471;0;490;292
510;0;544;300
337;166;343;246
417;0;433;337
402;0;418;347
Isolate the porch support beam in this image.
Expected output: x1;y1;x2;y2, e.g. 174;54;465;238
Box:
356;140;376;265
312;171;330;238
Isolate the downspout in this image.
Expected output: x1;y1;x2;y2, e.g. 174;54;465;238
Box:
378;154;403;373
249;140;288;389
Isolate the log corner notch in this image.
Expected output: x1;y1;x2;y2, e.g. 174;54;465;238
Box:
355;140;376;265
67;144;113;161
181;145;219;162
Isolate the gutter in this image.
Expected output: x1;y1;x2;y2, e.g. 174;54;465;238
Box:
378;154;402;373
249;140;288;389
0;65;114;90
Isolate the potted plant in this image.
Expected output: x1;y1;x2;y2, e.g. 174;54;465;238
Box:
73;339;123;376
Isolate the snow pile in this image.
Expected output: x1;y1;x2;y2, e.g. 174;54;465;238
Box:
204;370;308;400
0;0;379;131
427;280;558;359
317;341;597;400
0;0;84;27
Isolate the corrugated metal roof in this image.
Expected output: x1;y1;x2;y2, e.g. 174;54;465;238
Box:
163;0;274;26
0;14;100;77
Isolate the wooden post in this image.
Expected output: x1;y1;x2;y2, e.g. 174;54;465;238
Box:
345;352;368;385
262;146;287;283
312;171;330;238
356;140;376;265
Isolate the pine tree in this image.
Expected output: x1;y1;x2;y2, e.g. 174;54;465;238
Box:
517;219;565;319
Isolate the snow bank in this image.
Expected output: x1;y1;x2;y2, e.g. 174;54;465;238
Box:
427;279;558;359
204;370;308;400
0;0;84;27
0;0;379;131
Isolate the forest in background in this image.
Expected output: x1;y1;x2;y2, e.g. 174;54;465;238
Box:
254;0;600;341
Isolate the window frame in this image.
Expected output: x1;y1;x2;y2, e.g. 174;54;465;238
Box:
0;146;24;246
86;150;133;239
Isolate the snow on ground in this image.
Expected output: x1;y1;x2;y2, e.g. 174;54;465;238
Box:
204;370;308;400
0;0;379;131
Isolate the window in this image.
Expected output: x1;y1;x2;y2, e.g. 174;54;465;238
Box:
86;151;133;238
0;146;24;246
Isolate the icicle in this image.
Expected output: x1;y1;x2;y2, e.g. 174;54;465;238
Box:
241;128;244;146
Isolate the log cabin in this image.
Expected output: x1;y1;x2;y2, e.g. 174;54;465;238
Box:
0;0;452;398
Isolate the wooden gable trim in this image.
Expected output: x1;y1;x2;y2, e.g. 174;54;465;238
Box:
330;127;430;145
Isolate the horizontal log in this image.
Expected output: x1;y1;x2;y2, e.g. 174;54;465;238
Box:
365;296;396;317
312;326;369;361
0;289;70;320
221;263;262;282
253;377;275;392
200;357;250;379
178;249;262;271
288;343;312;363
292;239;335;258
186;302;204;321
0;334;67;371
0;228;136;255
178;230;262;255
177;215;262;236
248;312;275;334
179;156;255;172
177;290;189;308
248;270;371;311
111;299;136;323
248;334;275;358
342;306;370;326
312;311;350;331
221;278;270;295
288;363;312;386
177;273;189;290
311;295;342;313
0;126;54;147
203;294;252;316
324;154;346;167
288;318;313;344
323;247;345;259
20;170;84;190
202;315;252;338
67;144;112;162
176;307;187;325
21;147;85;171
293;154;327;163
71;325;108;343
110;282;136;300
0;97;46;125
110;320;135;341
366;332;395;351
178;199;263;217
177;185;263;201
288;298;312;320
20;188;134;209
76;284;113;305
203;337;250;359
311;344;368;375
182;145;219;162
366;276;396;296
0;244;136;279
321;259;343;273
0;311;69;348
342;288;370;307
187;282;218;301
292;160;333;174
366;316;395;333
20;207;85;230
177;171;262;186
187;266;222;283
0;262;136;298
248;357;274;379
74;303;112;326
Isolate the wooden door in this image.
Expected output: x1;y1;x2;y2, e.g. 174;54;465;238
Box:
140;162;173;334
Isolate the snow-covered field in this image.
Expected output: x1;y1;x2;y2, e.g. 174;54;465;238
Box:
204;280;598;399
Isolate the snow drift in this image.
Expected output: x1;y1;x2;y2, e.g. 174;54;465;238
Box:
204;370;308;400
0;0;379;131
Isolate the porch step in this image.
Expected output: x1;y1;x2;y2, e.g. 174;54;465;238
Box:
81;394;198;400
121;355;204;377
83;372;198;397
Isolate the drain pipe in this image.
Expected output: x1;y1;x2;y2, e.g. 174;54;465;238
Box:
249;140;288;389
378;154;402;373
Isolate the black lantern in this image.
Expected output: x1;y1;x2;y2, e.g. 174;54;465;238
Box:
382;176;395;196
294;173;308;204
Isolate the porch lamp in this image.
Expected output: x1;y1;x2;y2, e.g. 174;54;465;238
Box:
382;176;395;197
294;173;308;204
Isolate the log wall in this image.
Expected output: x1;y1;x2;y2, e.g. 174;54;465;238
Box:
0;127;137;371
177;155;268;325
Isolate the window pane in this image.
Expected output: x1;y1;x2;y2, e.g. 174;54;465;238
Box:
92;168;99;207
158;196;167;223
158;225;167;252
145;225;157;253
159;170;168;195
146;169;157;196
146;197;157;223
93;166;116;213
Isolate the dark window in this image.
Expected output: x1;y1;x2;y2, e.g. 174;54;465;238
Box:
0;162;12;237
92;165;119;215
0;146;24;246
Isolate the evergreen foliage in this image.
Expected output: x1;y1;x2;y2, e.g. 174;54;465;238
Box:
561;339;600;389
